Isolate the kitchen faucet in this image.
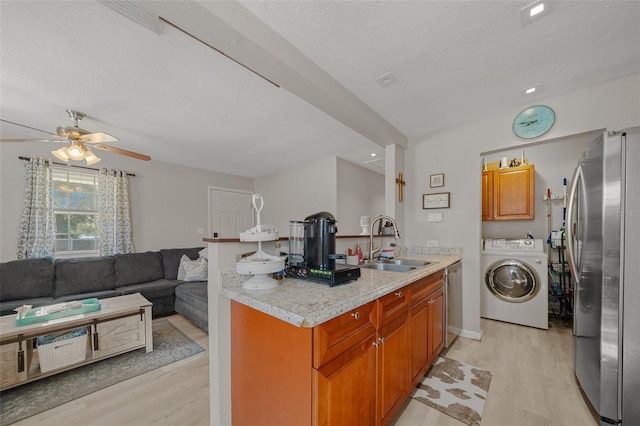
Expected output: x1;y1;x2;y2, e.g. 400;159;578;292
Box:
368;215;401;262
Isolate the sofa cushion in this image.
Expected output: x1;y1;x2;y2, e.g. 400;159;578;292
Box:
115;251;164;286
54;257;117;298
0;257;55;301
159;247;204;280
116;278;180;299
175;282;208;312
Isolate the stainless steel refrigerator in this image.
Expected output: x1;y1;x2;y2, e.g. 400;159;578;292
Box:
567;127;639;425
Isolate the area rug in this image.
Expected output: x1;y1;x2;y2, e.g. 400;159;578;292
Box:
411;356;492;426
0;319;204;425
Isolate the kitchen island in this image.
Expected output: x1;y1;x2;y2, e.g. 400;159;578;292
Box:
218;252;460;426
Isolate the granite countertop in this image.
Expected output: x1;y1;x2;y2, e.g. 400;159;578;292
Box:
218;254;461;328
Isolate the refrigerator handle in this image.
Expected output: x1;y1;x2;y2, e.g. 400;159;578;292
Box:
566;165;582;287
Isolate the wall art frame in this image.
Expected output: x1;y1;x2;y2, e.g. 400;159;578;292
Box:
430;173;444;188
423;192;450;209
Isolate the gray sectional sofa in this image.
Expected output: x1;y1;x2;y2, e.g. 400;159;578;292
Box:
0;247;208;331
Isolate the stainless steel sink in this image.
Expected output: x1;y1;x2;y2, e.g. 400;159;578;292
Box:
361;258;431;273
361;263;416;272
387;259;431;267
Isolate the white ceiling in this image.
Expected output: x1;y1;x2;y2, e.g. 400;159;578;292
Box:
1;1;639;178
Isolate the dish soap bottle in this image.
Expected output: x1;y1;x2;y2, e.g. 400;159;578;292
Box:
355;244;363;265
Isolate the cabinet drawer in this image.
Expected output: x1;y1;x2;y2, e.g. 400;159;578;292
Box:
377;285;409;327
313;301;376;369
411;272;444;303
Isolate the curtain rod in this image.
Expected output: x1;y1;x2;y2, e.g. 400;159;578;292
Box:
18;156;136;176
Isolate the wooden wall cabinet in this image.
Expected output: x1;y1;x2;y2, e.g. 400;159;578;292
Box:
482;164;535;221
231;271;446;426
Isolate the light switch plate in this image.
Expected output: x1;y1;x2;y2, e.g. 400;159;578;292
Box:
427;240;439;247
428;213;443;222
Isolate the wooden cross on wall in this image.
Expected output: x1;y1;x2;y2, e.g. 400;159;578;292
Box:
396;172;406;202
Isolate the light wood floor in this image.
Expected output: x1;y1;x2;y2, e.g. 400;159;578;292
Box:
393;318;599;426
14;316;597;426
13;315;210;426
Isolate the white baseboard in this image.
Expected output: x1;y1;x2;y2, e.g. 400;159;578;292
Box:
459;328;483;341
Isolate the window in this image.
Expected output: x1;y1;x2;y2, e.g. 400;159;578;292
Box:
53;169;100;256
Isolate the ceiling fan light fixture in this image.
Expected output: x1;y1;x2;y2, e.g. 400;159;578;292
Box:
67;143;86;160
84;148;101;165
51;146;70;162
84;152;101;166
51;141;102;164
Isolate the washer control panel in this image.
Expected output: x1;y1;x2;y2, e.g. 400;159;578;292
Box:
484;238;545;252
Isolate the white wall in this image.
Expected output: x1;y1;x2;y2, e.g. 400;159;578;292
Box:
405;73;640;336
255;156;385;238
336;158;385;235
254;156;337;234
0;142;254;261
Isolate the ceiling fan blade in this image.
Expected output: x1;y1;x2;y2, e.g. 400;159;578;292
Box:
93;143;151;161
81;132;119;143
0;138;66;143
0;118;58;137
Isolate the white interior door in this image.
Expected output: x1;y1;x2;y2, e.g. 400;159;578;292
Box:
209;187;253;238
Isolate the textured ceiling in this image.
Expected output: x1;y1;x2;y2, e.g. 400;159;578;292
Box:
1;1;639;177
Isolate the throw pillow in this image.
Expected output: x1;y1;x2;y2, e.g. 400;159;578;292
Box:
199;247;208;260
177;255;188;280
184;257;208;282
178;255;208;281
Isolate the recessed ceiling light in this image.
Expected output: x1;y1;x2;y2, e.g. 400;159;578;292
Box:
521;84;542;96
530;3;545;17
520;1;552;25
370;153;377;157
376;72;398;88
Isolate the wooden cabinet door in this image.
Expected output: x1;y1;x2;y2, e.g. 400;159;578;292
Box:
427;287;445;366
493;165;535;220
409;298;429;386
482;170;494;221
377;314;409;426
93;314;145;359
314;335;377;426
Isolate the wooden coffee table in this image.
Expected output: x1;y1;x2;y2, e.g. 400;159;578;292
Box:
0;293;152;391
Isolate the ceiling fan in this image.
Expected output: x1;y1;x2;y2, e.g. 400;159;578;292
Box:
0;109;151;165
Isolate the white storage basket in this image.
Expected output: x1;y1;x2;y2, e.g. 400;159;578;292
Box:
38;331;88;372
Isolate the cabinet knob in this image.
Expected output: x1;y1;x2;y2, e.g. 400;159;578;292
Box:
395;291;403;298
378;337;386;344
351;312;360;320
372;341;379;348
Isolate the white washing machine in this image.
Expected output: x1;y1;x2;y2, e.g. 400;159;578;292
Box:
481;238;548;329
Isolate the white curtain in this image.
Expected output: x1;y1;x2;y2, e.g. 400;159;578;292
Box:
17;157;56;259
97;168;134;255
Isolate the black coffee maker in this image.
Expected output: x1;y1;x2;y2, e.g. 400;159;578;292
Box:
304;211;342;270
286;211;360;286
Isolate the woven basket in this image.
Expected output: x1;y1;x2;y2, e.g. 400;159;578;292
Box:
38;333;88;372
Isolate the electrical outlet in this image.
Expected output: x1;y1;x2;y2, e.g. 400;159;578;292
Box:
428;213;443;222
427;240;439;247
